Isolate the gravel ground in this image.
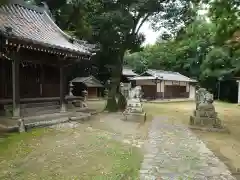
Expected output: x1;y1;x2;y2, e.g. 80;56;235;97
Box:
140;116;236;180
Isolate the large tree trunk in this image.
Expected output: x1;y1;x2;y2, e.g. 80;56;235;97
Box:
105;50;125;112
105;79;119;112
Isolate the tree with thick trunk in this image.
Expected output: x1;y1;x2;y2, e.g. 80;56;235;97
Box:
85;0;201;111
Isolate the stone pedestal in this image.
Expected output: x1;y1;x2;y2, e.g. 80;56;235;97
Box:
190;103;222;128
122;99;146;122
122;112;146;123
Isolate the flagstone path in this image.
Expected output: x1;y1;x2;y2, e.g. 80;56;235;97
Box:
140;116;236;180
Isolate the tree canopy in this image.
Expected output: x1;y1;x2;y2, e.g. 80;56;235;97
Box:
124;0;240;102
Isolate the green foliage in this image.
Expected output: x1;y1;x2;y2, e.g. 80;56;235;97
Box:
124;17;239;101
200;47;232;80
124;51;148;74
126;20;217;77
209;0;240;44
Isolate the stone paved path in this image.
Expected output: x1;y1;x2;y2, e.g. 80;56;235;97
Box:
140;117;236;180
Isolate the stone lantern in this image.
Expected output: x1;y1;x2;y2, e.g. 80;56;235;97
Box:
104;89;108;99
104;79;111;99
120;82;124;94
69;82;74;96
82;89;88;102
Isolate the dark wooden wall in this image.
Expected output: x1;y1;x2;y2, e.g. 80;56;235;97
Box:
0;58;61;99
0;58;12;99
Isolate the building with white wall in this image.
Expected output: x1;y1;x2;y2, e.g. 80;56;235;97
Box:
130;69;197;100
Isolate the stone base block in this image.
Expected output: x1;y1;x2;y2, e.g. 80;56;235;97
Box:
189;125;230;133
190;115;222;128
193;109;217;118
122;112;147;123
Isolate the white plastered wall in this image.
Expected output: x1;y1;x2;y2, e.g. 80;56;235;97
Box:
189;84;196;99
237;81;240;104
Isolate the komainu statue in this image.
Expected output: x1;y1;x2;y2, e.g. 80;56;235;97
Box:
190;88;222;128
122;86;146;122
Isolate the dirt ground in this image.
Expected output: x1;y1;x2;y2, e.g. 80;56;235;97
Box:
0;111;147;180
1;100;240;179
143;101;240;178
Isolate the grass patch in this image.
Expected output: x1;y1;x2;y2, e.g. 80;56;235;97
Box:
0;126;143;180
0;128;54;158
90;137;142;180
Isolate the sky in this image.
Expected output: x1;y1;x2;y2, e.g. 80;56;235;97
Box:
139;21;161;46
140;6;209;46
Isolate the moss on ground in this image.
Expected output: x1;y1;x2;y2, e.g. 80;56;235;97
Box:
0;126;143;180
0;128;54;158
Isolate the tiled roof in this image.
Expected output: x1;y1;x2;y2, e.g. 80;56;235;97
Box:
71;76;103;87
122;67;138;76
0;3;94;55
130;76;156;80
145;69;197;82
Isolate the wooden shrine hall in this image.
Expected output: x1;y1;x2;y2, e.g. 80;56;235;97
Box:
0;1;96;119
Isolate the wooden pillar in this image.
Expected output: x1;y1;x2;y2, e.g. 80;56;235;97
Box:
40;65;44;97
188;83;190;98
0;59;5;98
12;54;20;117
60;65;67;112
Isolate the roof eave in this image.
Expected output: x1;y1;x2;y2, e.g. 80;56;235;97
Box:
2;32;92;57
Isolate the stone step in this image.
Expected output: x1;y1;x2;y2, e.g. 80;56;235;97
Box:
20;101;59;108
23;111;69;123
21;104;60;112
26;117;70;129
23;109;61;117
0;111;93;133
24;112;91;129
21;105;60;117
